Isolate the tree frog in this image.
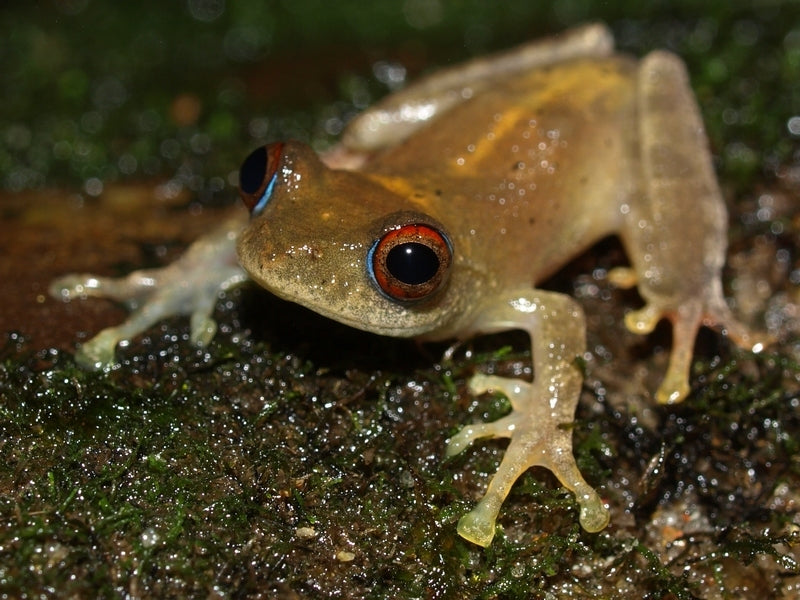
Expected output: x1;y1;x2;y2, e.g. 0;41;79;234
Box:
51;24;766;547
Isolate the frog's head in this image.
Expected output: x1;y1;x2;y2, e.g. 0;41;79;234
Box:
236;142;471;338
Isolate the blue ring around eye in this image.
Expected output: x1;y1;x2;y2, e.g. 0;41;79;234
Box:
252;170;278;217
366;237;379;289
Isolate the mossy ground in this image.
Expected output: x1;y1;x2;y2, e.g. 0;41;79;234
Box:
2;2;800;598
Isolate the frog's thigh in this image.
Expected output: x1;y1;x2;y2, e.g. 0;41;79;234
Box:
623;51;756;403
634;49;728;264
342;24;613;152
451;289;608;546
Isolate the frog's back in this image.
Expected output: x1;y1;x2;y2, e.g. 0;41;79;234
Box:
364;56;640;286
371;56;636;173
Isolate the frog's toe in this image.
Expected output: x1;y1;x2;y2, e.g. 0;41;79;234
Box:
75;328;122;370
578;493;611;532
623;304;663;334
706;301;773;354
468;374;531;410
648;301;702;404
445;428;477;458
445;413;517;458
457;506;498;547
190;313;218;347
546;446;610;533
607;266;638;289
655;367;691;405
49;273;106;300
447;374;532;457
188;291;219;346
50;271;157;306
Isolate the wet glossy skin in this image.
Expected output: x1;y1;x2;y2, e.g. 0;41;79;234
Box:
238;56;637;340
52;24;765;547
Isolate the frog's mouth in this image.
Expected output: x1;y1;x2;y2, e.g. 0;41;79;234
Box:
259;277;435;340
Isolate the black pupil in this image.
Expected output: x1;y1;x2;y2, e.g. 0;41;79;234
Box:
239;146;267;195
386;242;439;285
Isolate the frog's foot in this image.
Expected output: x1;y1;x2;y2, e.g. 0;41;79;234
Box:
624;295;771;405
50;218;247;370
447;374;609;547
52;267;240;370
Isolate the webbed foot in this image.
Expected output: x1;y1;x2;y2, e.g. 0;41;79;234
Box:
621;296;771;404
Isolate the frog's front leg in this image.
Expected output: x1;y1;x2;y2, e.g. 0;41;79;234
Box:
619;51;770;404
50;214;248;369
447;289;609;547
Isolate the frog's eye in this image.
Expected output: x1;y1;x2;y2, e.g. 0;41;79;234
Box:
239;142;284;216
369;224;452;302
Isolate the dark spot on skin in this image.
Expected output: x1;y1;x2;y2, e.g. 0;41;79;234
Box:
580;176;588;184
435;189;442;196
512;161;524;170
529;217;536;226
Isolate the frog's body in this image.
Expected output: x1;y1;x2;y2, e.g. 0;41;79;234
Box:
52;24;765;547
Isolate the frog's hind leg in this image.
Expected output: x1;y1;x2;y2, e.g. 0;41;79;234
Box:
621;50;768;404
340;23;614;153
